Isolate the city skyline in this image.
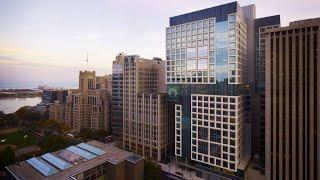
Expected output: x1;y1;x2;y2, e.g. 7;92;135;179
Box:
1;1;319;179
0;0;319;87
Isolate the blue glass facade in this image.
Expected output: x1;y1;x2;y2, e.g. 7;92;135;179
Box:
215;21;229;82
170;2;238;25
111;59;124;145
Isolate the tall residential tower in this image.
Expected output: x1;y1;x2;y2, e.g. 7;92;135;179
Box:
115;54;170;162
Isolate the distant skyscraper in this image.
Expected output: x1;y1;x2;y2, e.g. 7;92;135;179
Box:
120;54;170;161
253;15;280;167
166;2;256;176
265;18;320;180
65;71;112;132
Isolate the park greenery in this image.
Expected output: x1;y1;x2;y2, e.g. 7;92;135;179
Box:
0;111;18;127
38;135;78;153
0;146;15;169
15;106;48;122
0;106;108;170
0;130;37;148
78;128;109;141
0;107;77;167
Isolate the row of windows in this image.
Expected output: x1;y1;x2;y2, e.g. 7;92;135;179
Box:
166;27;215;40
167;33;214;44
192;117;236;125
166;39;214;49
166;18;215;34
191;152;236;170
192;110;237;118
167;70;213;77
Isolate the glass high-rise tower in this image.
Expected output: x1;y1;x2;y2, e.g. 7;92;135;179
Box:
166;2;256;176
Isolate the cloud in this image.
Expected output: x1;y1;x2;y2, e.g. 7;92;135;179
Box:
73;33;105;41
0;48;24;54
0;55;23;64
0;47;46;59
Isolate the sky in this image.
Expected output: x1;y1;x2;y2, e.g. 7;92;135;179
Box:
0;0;319;88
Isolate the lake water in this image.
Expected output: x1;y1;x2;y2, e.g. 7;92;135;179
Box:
0;97;42;114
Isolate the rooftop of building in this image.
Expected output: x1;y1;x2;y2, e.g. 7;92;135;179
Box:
6;140;143;180
264;17;320;33
169;1;256;26
254;15;281;29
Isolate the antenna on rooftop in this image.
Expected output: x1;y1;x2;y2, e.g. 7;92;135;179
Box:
85;51;89;70
86;52;88;62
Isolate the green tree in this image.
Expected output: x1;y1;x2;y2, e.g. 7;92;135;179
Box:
39;135;69;153
78;128;94;140
0;146;15;169
78;128;109;141
15;107;44;122
144;159;165;180
0;113;17;127
93;129;109;141
15;106;28;118
4;113;17;126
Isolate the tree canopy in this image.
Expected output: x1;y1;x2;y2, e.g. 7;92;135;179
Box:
78;128;109;141
0;113;17;127
38;135;70;153
144;159;165;180
15;106;44;122
0;146;15;169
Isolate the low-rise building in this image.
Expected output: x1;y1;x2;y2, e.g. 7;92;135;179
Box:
6;140;144;180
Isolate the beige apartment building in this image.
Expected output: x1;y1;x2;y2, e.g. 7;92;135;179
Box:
122;55;170;161
62;71;112;132
48;100;65;122
265;18;320;180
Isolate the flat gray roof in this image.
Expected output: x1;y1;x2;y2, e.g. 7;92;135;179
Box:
6;140;143;180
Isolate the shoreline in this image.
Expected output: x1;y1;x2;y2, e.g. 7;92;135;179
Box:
0;89;42;98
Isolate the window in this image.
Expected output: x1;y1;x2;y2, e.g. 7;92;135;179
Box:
198;46;208;58
187;47;196;58
198;59;208;70
197;21;202;27
210;144;221;157
229;14;236;21
210;129;221;143
198;127;208;140
198;141;208;154
187;59;197;70
230;49;236;55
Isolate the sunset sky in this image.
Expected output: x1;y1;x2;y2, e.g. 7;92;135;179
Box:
0;0;319;88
